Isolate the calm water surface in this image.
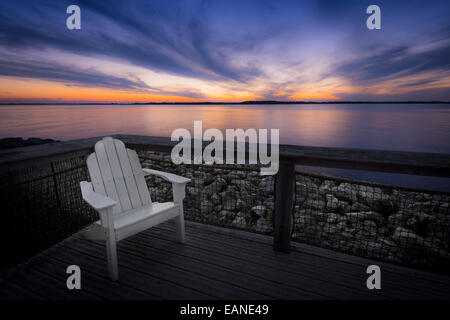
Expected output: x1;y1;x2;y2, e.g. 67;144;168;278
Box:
1;104;449;190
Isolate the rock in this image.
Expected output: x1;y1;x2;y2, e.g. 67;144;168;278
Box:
295;181;307;188
194;171;213;186
413;193;432;202
357;186;397;214
255;218;268;232
228;170;247;180
260;178;274;194
407;202;433;213
338;201;350;213
358;185;382;195
220;190;237;210
406;217;417;228
295;215;307;226
232;212;246;228
211;193;221;205
347;202;370;213
323;223;337;234
306;191;323;201
332;183;358;203
320;180;335;192
218;210;234;221
187;186;200;196
236;198;245;210
263;198;274;211
388;213;404;225
0;137;60;150
393;227;424;248
414;212;436;223
251;205;266;217
364;241;388;258
336;221;347;231
324;213;338;224
362;220;378;236
437;202;449;214
302;199;325;211
201;200;213;213
345;211;382;224
324;195;350;213
203;178;226;195
325;194;339;212
297;176;317;189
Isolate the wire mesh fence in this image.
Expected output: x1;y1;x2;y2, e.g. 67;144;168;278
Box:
0;148;449;275
0;155;97;271
138;151;275;234
293;172;450;273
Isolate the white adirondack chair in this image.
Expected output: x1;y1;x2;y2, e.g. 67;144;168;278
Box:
80;137;190;281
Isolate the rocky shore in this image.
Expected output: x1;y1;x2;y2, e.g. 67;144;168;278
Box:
141;151;450;271
0;137;60;150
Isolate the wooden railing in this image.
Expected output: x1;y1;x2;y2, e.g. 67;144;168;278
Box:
1;134;449;252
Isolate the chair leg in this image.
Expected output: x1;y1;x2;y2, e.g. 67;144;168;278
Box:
106;234;119;281
175;204;186;243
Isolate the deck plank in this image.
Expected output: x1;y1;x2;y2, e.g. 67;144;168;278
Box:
153;223;449;299
126;231;377;299
60;240;219;299
119;236;328;299
41;248;155;300
144;225;435;299
73;237;271;300
1;220;449;300
135;228;389;298
181;222;450;284
1;258;100;300
0;277;44;300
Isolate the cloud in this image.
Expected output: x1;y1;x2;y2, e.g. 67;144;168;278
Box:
0;0;450;101
334;40;450;85
0;58;152;90
0;0;269;83
0;55;208;99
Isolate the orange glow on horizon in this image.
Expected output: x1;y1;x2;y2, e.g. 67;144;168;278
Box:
1;69;449;103
0;77;262;103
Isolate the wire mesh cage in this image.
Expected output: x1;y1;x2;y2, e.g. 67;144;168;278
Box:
139;150;275;234
293;172;450;273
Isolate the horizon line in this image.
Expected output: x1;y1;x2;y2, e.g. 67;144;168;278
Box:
1;100;450;106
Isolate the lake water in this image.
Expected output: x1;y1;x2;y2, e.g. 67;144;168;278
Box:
0;104;449;191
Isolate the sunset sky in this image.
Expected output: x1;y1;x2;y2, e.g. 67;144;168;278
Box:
0;0;449;103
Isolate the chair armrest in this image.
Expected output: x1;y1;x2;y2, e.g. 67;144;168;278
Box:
80;181;117;211
142;168;191;184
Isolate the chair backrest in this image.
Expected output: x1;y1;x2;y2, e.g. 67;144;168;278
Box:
86;137;152;215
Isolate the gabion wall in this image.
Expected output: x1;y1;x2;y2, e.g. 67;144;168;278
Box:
140;151;275;234
293;173;450;273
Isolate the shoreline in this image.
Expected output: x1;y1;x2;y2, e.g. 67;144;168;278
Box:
1;101;450;106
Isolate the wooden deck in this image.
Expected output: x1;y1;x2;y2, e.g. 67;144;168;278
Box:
1;221;449;300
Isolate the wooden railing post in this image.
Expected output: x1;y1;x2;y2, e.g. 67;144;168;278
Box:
50;162;61;207
274;159;295;252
